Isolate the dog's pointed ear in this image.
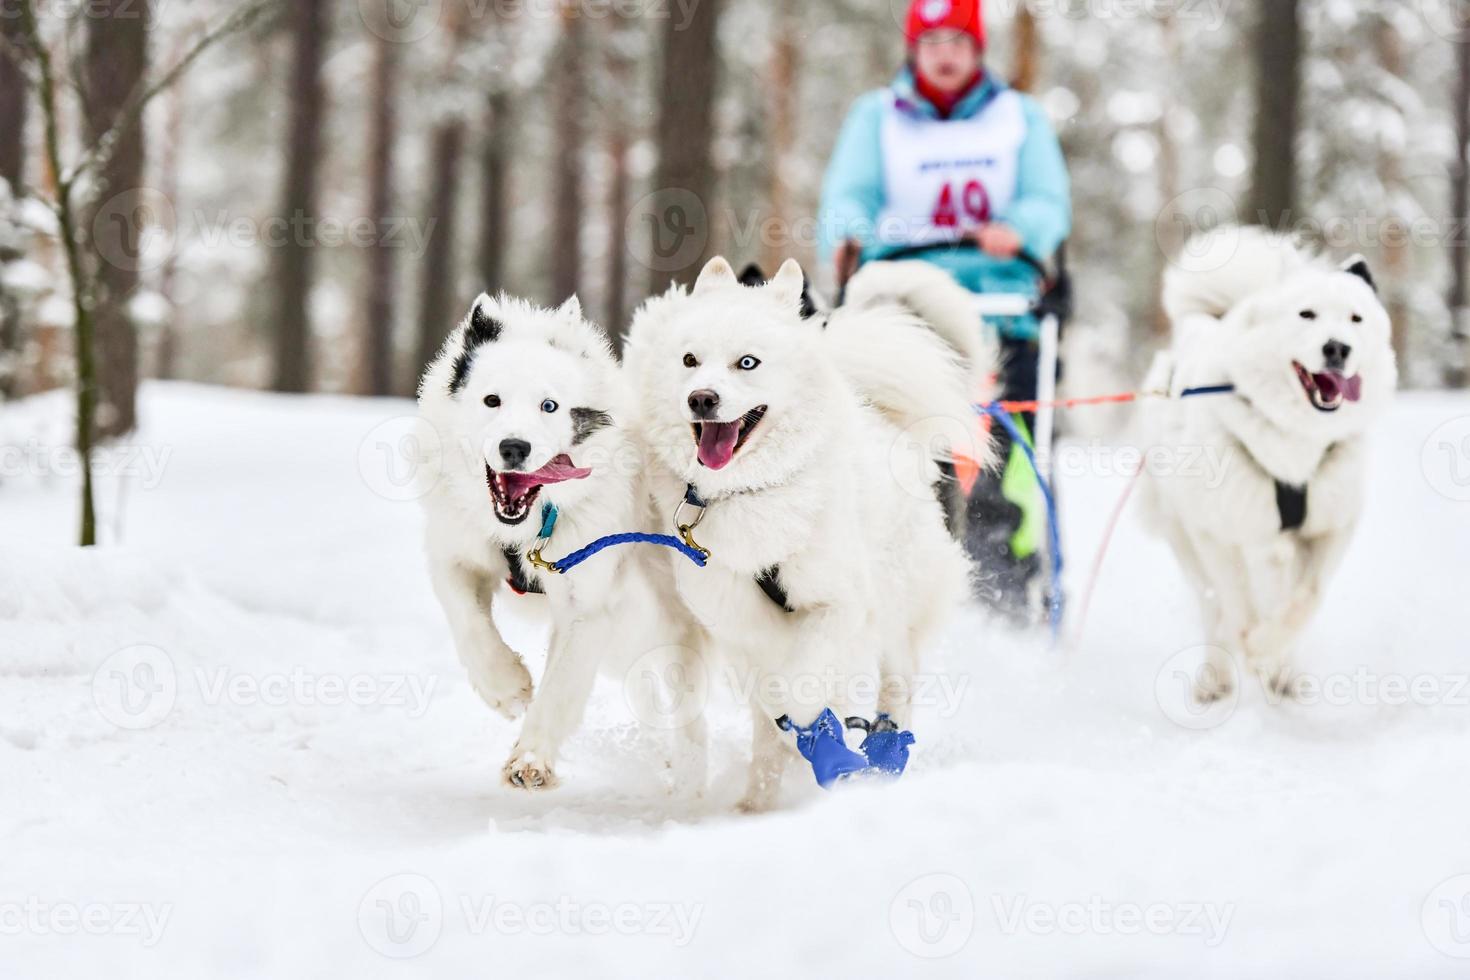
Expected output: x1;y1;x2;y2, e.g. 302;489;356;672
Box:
769;258;806;309
737;263;767;287
694;257;738;294
557;294;583;320
1341;255;1377;293
466;293;502;344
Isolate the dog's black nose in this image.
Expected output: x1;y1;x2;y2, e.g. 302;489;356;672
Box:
498;438;532;470
1322;340;1352;370
688;389;721;419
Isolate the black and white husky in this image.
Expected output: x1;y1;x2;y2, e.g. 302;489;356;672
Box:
1141;227;1398;700
418;294;692;789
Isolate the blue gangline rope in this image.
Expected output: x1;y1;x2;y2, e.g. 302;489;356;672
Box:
1180;384;1237;398
548;532;708;575
979;403;1065;639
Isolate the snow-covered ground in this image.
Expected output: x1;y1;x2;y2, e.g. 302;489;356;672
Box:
3;382;1470;978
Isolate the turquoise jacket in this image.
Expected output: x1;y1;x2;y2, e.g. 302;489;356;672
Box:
818;68;1072;339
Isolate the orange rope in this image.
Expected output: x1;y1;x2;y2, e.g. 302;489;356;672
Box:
988;391;1142;414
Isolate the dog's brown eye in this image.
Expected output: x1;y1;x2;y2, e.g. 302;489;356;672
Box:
483;394;501;408
1299;310;1317;320
682;353;698;368
1351;314;1363;323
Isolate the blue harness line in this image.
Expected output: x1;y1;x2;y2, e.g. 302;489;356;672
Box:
977;383;1237;643
524;503;709;576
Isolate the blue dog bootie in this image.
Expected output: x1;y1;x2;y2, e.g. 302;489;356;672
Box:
846;714;916;778
778;709;871;789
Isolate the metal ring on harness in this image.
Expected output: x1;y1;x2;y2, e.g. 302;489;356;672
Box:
673;489;711;560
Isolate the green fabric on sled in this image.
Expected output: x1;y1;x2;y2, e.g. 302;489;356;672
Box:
1001;414;1044;560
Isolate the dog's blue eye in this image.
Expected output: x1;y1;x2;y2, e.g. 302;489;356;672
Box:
483;394;501;408
541;399;559;414
737;355;761;371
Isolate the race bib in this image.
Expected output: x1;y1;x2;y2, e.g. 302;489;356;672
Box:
877;90;1025;246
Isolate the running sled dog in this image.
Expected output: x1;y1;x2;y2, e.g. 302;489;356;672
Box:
418;294;694;790
1141;227;1397;701
622;257;991;809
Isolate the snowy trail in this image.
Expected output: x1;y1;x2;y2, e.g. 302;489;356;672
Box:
3;383;1470;978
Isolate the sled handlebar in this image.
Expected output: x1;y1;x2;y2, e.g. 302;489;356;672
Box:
873;240;1054;288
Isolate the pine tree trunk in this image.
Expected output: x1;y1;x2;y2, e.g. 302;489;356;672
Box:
0;13;26;194
1373;15;1411;372
154;60;185;381
649;0;725;291
0;12;26;399
1011;7;1040;93
271;0;329;393
1451;29;1470;388
478;90;511;297
360;33;399;396
413;120;466;383
603;37;633;343
760;10;798;274
1249;0;1301;229
84;0;150;437
1151;10;1181;341
549;4;586;303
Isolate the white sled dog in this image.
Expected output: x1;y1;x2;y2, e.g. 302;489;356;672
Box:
419;294;692;790
622;256;990;810
1140;227;1397;701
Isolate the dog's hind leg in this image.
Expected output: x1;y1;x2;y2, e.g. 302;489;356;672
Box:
428;558;533;720
879;527;968;728
736;703;789;814
1243;527;1354;700
1180;529;1251;703
624;638;710;799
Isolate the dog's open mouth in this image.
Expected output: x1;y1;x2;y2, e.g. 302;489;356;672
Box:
691;406;767;470
485;454;592;525
1293;362;1362;413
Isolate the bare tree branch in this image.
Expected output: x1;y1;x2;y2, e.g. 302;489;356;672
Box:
64;0;283;192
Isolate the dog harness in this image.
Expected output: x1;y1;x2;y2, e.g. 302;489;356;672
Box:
1275;481;1308;533
502;503;708;595
678;484;795;615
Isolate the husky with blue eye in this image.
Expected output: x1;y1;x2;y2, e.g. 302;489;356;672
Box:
622;257;992;810
1141;227;1398;701
418;294;699;791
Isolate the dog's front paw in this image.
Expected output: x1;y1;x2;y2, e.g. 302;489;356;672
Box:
468;657;534;721
1193;661;1235;705
503;748;559;791
1261;666;1302;702
734;794;777;815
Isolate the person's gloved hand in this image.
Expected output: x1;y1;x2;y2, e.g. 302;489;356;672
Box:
970;223;1023;259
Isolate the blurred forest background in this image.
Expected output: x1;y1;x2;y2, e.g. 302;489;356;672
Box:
2;0;1470;446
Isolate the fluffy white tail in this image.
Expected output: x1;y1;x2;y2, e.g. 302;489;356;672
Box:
825;301;990;466
842;260;993;390
1163;226;1312;323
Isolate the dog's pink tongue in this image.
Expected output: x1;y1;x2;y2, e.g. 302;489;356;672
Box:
1342;375;1363;402
503;454;592;497
697;422;741;470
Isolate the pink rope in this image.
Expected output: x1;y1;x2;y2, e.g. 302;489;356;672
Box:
1068;459;1146;649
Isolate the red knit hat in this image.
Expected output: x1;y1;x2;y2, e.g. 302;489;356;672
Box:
905;0;985;49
